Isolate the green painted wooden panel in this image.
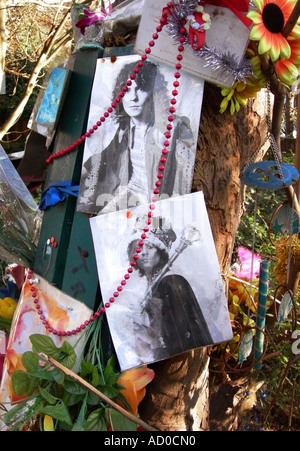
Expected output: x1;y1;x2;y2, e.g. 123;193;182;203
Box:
61;211;100;311
33;49;100;288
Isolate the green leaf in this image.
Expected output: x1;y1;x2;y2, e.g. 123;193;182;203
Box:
109;409;138;431
11;370;32;396
52;368;65;385
64;378;88;396
84;408;107;431
40;401;73;427
72;394;88;431
0;315;12;330
38;386;58;405
60;341;76;369
11;369;39;397
30;334;61;360
104;356;117;385
22;351;40;373
81;361;101;387
97;384;120;399
3;395;42;430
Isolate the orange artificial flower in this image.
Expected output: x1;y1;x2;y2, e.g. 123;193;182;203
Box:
275;39;300;85
117;366;155;415
248;0;300;61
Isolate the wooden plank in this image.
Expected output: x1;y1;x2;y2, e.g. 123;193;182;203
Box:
33;49;100;288
61;211;100;310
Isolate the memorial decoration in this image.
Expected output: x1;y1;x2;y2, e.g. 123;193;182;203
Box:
77;54;204;215
0;145;41;268
90;191;232;371
28;67;71;148
135;0;252;87
248;0;300;62
0;272;93;423
1;0;300;431
268;202;300;246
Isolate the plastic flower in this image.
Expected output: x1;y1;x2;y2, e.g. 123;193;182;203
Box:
220;48;268;114
275;39;300;85
0;297;17;321
117;366;155;415
248;0;300;61
76;2;112;35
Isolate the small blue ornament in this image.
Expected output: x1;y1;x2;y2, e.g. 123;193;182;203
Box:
241;161;299;190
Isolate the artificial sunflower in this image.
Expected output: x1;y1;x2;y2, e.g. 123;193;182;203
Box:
248;0;300;61
275;38;300;85
219;49;267;115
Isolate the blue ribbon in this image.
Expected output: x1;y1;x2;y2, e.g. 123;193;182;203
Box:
39;180;79;210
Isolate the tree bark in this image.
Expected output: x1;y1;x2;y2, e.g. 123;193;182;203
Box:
140;83;268;431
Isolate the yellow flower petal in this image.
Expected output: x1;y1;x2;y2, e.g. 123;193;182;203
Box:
258;35;272;54
43;415;54;432
253;0;264;11
250;23;267;41
247;10;263;24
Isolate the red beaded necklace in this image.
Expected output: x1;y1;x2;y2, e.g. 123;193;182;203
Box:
32;3;189;336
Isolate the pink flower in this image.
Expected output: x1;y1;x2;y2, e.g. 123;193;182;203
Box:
76;2;112;35
235;246;262;280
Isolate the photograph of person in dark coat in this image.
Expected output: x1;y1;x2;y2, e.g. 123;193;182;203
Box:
77;55;202;215
126;218;213;362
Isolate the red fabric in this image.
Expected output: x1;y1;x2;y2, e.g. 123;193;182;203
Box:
205;0;252;28
206;0;249;12
189;12;207;50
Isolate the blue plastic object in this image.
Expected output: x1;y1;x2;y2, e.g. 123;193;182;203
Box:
241;161;299;190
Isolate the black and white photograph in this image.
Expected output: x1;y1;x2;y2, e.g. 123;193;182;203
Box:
90;191;233;371
77;54;204;215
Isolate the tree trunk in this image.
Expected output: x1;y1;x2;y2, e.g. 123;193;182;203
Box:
140;83;268;431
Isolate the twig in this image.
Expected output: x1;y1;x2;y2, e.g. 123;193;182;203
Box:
39;352;158;432
282;0;300;38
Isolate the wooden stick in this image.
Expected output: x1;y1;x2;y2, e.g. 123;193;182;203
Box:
39;353;158;432
282;0;300;38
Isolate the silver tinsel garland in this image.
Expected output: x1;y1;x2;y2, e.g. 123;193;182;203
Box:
164;0;253;84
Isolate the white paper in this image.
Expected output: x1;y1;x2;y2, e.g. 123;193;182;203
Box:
77;54;204;215
135;1;251;87
90;191;233;371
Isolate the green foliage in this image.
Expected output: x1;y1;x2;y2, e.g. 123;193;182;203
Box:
3;334;136;432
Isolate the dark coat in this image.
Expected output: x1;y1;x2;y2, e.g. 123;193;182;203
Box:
144;274;213;360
